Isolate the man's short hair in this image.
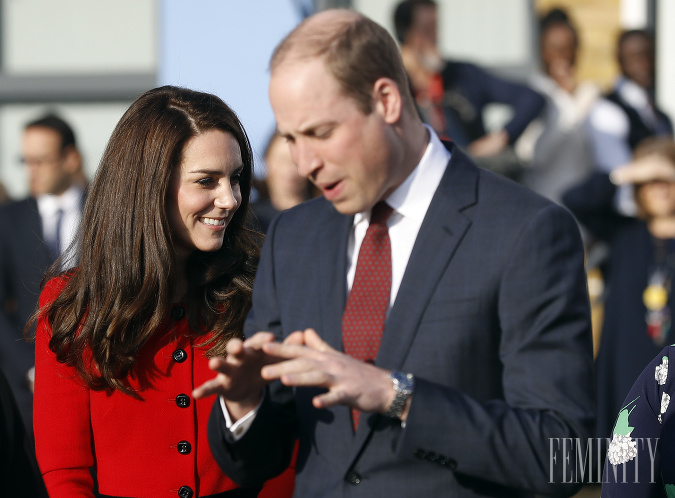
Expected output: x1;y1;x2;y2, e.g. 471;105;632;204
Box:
393;0;437;45
25;114;77;151
270;10;416;116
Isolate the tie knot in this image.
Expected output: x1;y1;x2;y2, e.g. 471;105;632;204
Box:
370;201;393;226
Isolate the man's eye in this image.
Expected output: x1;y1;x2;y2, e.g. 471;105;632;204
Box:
315;129;332;139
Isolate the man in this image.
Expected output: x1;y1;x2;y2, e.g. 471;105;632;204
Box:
394;0;545;179
195;10;594;497
0;114;84;433
588;29;673;214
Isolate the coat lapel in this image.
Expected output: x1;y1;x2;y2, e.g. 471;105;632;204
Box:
318;206;353;352
376;148;479;370
25;198;52;266
353;145;480;445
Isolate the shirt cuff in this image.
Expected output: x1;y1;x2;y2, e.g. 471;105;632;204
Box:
220;392;264;442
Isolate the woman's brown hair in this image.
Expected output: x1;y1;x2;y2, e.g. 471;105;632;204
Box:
34;85;260;394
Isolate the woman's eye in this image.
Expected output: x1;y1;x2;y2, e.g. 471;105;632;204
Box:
231;174;241;185
197;177;214;186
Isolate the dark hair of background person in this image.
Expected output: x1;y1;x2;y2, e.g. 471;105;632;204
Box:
30;85;260;395
618;28;654;54
25;113;77;151
393;0;437;45
270;9;417;116
538;7;579;52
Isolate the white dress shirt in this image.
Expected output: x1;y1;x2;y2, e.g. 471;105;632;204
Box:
222;126;451;439
37;184;84;264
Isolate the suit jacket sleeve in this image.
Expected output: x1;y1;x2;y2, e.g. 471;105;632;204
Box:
467;63;545;144
562;171;632;242
33;277;95;498
394;202;595;495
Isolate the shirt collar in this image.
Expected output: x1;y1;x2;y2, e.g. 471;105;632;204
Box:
37;184;83;216
354;125;450;226
616;76;651;110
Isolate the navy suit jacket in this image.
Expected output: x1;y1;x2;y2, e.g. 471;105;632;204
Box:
208;144;595;497
0;197;74;433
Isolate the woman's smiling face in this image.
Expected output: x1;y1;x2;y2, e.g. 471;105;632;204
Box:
167;129;243;258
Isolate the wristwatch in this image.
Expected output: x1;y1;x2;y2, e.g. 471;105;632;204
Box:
384;371;415;419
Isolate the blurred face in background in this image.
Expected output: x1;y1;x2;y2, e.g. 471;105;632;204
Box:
22;126;77;197
265;135;311;209
406;4;442;72
541;23;577;76
637;178;675;219
619;33;654;89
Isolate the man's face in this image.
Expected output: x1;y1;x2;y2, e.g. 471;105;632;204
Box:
619;34;654;89
269;58;397;215
22;126;74;197
406;5;442;72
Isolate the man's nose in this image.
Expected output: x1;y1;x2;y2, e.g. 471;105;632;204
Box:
293;141;321;178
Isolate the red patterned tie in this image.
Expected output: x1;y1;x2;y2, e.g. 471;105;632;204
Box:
342;201;393;430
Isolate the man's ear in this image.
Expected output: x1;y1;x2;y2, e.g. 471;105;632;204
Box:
372;78;402;124
62;145;81;175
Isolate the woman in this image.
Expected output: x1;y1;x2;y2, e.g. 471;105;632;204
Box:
518;7;600;206
32;86;294;497
564;137;675;486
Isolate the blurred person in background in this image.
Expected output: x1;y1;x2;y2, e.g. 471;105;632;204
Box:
587;29;673;215
0;113;85;436
394;0;545;180
518;7;600;207
0;181;11;204
31;86;295;498
564;136;675;459
0;367;47;496
250;132;317;233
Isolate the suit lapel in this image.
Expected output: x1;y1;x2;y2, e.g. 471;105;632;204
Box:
319;206;353;352
353;145;479;444
25;198;52;266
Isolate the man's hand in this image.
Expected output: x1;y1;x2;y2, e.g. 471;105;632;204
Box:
261;328;405;419
192;331;280;421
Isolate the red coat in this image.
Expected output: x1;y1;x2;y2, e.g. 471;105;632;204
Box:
34;277;295;498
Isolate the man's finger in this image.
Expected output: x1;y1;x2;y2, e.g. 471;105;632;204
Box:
303;328;335;353
242;331;277;349
192;377;224;399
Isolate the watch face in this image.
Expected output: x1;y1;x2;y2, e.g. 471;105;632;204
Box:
392;371;415;394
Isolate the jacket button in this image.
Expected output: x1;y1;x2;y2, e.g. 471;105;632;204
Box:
177;440;192;455
345;471;361;485
413;448;427;459
178;486;194;498
176;394;190;408
172;305;185;320
446;458;457;470
173;349;187;363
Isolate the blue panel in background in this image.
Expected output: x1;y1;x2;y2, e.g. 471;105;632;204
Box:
159;0;304;177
